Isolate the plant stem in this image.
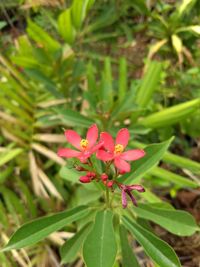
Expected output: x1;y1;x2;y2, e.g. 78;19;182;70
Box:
106;187;110;208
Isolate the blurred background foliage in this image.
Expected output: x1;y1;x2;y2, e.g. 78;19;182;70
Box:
0;0;200;266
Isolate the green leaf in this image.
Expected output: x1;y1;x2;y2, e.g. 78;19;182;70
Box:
60;223;92;264
0;148;23;167
131;140;200;174
55;108;95;128
136;61;162;108
118;57;127;103
140;99;200;128
100;57;113;112
122;216;181;267
27;20;60;52
58;9;76;44
164;151;200;174
178;0;196;16
119;137;173;184
111;81;139;120
83;210;117;267
71;0;90;30
59;166;84;184
133;203;198;236
149;167;198;188
119;225;140;267
2;206;89;251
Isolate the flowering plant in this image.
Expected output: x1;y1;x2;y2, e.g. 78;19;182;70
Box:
2;125;198;267
58;124;146;208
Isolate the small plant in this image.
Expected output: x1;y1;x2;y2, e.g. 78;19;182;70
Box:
2;124;199;266
58;124;146;209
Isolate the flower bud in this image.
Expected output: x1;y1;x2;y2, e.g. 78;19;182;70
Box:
107;181;114;188
101;173;108;181
79;176;91;183
87;172;96;178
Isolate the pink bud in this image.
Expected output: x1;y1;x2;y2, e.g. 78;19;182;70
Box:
101;173;108;181
87;172;96;178
79;176;91;183
107;181;114;188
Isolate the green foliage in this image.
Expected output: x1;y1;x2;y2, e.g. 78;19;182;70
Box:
1;0;200;266
122;216;181;267
2;206;89;251
83;211;117;267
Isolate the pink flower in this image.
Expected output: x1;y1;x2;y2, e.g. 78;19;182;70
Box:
120;184;145;208
96;128;145;173
58;124;103;162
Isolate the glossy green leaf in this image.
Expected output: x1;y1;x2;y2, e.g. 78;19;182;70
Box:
119;225;140;267
133;203;198;236
83;210;117;267
122;216;181;267
120;137;174;184
60;223;92;264
2;206;89;251
58;9;76;44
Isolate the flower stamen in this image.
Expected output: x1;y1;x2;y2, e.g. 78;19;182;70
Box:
114;144;124;154
80;139;89;149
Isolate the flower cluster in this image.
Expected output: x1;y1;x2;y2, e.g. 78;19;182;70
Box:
58;124;146;208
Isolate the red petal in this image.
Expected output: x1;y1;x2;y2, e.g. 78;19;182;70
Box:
57;148;81;158
91;141;104;153
114;157;130;172
65;130;81;150
86;124;98;148
116;128;130;148
126;191;137;206
100;132;114;151
127;184;145;192
121;149;145;161
96;149;114;161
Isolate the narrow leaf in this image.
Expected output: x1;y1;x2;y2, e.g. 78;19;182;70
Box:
60;223;92;264
140;98;200;128
119;225;140;267
2;206;89;251
136;61;162;108
58;9;76;44
122;216;181;267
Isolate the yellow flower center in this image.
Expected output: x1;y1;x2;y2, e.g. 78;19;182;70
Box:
114;144;124;154
80;139;89;149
